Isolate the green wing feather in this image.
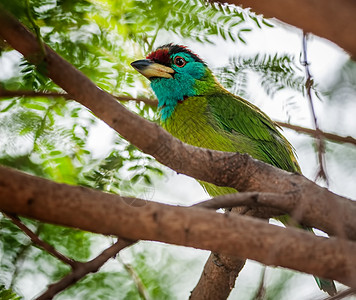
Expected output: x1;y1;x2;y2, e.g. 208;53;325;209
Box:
206;92;336;295
206;91;300;173
139;47;336;295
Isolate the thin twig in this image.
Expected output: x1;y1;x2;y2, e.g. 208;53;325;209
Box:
114;95;158;106
4;213;77;268
9;222;43;289
322;288;356;300
25;0;45;59
254;266;266;300
118;255;151;300
302;32;328;184
35;239;134;300
0;89;159;107
147;21;164;53
2;89;355;147
276;122;356;146
193;191;286;212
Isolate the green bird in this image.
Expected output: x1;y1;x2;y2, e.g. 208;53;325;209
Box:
131;43;336;295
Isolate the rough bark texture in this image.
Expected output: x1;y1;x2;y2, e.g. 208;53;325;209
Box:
1;166;356;287
190;207;260;300
1;5;356;298
0;7;355;242
190;253;246;300
220;0;356;59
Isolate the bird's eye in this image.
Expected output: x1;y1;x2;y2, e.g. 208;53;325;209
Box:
174;56;186;67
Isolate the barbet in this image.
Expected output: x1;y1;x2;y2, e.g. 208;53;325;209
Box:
131;43;336;295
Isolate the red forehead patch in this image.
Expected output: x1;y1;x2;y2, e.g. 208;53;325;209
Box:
146;48;171;65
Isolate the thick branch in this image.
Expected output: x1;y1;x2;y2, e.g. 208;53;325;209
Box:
0;7;356;242
190;206;251;300
190;253;245;300
219;0;356;59
0;166;356;287
1;5;355;299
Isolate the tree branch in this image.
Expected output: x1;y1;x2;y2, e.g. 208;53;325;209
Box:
324;288;356;300
0;166;356;288
302;32;328;183
4;213;78;269
2;89;355;147
36;239;133;300
217;0;356;59
254;267;266;300
0;88;158;107
1;7;356;294
190;253;246;300
276;122;356;146
118;255;151;300
0;6;356;241
193;192;284;211
190;206;251;300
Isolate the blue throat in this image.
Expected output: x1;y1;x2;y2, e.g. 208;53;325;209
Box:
150;54;206;121
151;76;196;121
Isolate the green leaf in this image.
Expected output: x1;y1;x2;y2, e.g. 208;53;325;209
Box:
22;102;47;111
131;174;141;184
128;165;142;171
0;101;17;113
0;285;22;300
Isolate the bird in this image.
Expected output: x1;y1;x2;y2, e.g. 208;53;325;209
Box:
131;43;336;295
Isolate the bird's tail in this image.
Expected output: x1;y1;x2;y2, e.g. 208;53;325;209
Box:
314;276;337;296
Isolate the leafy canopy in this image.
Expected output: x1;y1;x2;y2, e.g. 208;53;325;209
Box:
1;0;347;299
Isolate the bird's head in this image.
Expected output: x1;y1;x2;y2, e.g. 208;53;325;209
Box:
131;44;216;120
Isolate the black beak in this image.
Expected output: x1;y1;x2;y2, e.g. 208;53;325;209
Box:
130;59;154;71
131;59;174;79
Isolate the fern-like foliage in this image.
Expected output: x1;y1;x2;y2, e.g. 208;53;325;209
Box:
166;0;272;44
80;145;164;197
0;285;21;300
0;1;311;299
217;53;311;98
103;0;273;54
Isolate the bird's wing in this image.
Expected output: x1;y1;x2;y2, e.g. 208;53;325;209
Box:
207;91;300;172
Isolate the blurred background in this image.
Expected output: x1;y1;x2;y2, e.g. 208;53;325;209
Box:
1;0;356;299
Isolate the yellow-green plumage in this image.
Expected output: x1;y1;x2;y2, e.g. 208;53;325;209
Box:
162;90;299;196
131;43;336;295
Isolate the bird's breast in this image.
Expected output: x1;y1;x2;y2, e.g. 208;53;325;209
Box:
161;96;236;151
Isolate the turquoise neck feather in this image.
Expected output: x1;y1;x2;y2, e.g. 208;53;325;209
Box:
150;52;215;121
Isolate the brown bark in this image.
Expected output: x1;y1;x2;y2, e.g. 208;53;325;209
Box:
190;253;245;300
190;207;250;300
219;0;356;59
0;7;355;242
1;6;356;297
5;214;78;268
276;122;356;146
36;239;132;300
0;165;356;287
